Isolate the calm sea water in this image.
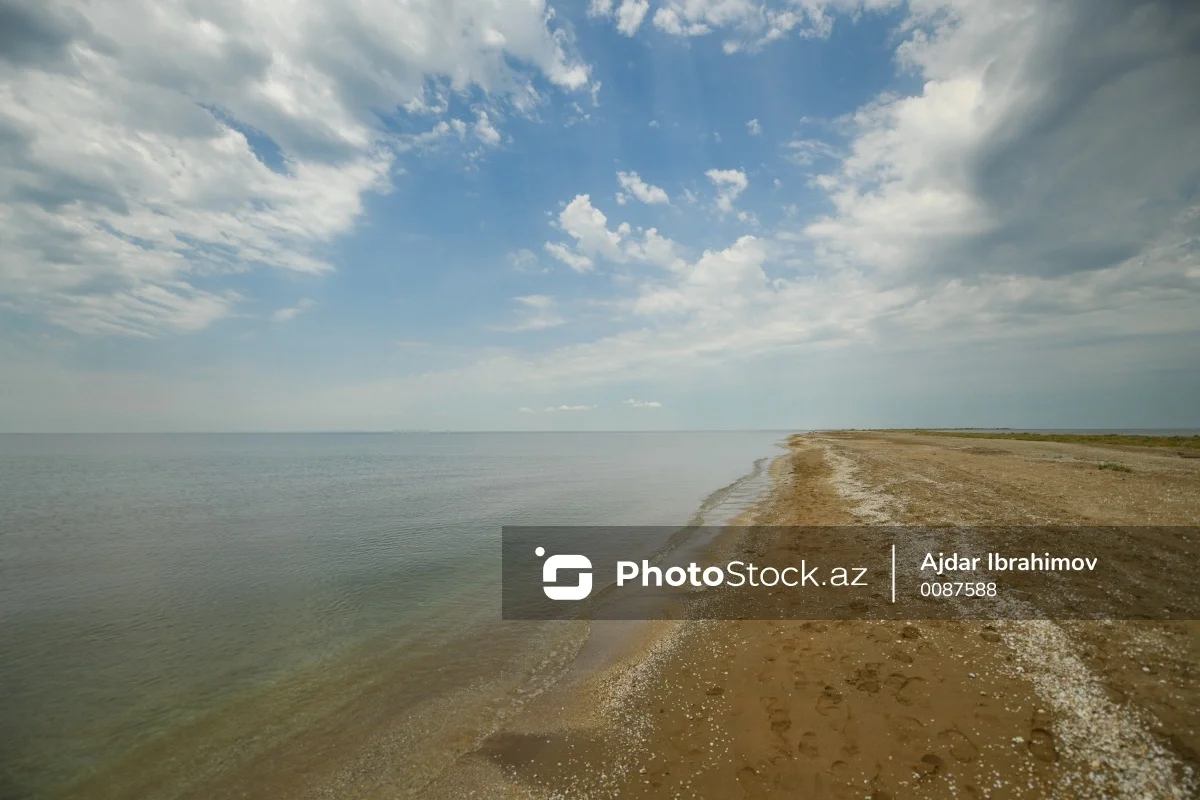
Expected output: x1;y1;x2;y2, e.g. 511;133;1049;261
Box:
0;431;786;799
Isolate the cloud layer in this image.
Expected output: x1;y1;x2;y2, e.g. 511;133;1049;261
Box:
0;0;589;335
2;0;1197;430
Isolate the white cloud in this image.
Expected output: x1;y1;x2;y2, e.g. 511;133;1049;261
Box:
705;169;749;213
590;0;651;37
747;118;762;135
521;403;595;412
785;137;840;166
556;195;626;261
34;284;243;338
588;0;615;16
395;120;453;152
544;241;595;273
616;171;670;204
623;398;662;408
474;111;502;146
652;0;872;47
615;0;651;36
545;194;687;271
802;0;1200;288
0;0;591;337
272;299;315;323
623;228;688;271
634;235;770;315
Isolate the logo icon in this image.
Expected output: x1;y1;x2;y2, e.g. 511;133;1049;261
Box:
536;546;592;600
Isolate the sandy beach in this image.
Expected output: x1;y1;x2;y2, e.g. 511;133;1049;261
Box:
453;431;1200;799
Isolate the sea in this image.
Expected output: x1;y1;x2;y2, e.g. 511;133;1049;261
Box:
0;431;788;799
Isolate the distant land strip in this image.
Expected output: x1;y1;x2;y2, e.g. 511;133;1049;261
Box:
894;430;1200;450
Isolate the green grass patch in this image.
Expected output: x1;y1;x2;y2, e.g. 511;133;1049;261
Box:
1098;462;1133;473
897;430;1200;450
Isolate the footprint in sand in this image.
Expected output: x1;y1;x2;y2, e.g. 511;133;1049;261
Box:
1028;728;1058;762
937;729;979;762
736;765;768;797
894;676;930;707
915;753;944;777
849;664;882;694
769;706;792;736
816;685;844;715
798;731;819;758
890;715;926;746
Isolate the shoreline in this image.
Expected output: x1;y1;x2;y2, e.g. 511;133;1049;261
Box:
454;430;1200;799
417;443;794;798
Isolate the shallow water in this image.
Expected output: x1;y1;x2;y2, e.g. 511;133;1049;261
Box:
0;431;786;798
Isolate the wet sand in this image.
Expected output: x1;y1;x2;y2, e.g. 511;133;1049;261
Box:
456;431;1200;799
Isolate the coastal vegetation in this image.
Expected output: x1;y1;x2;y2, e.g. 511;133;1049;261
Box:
900;430;1200;450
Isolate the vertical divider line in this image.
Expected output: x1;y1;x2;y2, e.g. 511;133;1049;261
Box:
891;544;896;604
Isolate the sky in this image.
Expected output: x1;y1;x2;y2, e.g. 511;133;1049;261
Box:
0;0;1198;432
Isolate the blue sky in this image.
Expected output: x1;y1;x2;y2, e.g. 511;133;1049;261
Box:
1;0;1198;431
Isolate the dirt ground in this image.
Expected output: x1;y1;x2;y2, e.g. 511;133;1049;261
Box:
464;431;1200;799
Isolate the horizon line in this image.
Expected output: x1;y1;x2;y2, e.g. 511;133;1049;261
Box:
2;427;1198;436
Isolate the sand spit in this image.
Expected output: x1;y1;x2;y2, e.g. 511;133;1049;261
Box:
818;439;899;523
814;433;1195;798
448;431;1199;799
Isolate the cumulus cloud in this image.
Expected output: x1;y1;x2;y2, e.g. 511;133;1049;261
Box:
634;235;770;315
623;398;662;408
803;0;1200;286
545;195;687;270
623;227;688;271
272;299;315;323
746;118;762;135
473;111;502;146
590;0;651;36
550;194;626;261
0;0;590;336
544;241;595;273
705;169;749;213
615;0;651;35
617;171;670;204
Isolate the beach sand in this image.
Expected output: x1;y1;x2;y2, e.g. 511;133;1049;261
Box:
451;431;1200;799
